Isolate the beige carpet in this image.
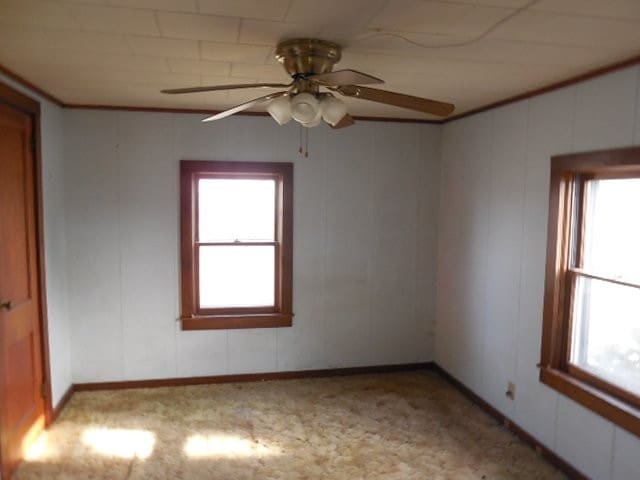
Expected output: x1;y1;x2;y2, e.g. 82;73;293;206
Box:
16;371;566;480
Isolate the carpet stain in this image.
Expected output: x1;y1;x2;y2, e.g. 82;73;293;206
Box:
15;371;566;480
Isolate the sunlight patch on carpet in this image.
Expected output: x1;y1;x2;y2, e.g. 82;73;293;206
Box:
24;432;56;462
184;434;280;458
81;428;155;459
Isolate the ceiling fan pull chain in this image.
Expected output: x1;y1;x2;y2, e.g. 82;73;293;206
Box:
305;128;309;158
298;124;303;155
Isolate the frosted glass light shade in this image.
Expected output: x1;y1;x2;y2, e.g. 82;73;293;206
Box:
320;95;347;126
267;96;292;125
291;93;320;123
302;110;322;128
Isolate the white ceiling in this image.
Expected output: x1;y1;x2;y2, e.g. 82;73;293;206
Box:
2;0;640;119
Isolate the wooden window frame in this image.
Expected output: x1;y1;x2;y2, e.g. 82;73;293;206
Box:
541;146;640;437
180;160;293;330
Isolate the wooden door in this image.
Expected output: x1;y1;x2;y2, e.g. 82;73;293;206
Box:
0;102;46;480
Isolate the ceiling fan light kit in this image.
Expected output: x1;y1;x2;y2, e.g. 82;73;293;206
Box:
266;92;348;128
161;38;455;130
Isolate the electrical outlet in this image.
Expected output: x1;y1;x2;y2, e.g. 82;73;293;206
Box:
505;381;516;400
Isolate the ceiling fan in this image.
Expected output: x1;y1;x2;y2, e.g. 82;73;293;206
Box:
161;38;455;129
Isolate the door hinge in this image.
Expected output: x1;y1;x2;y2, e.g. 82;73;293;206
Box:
40;383;48;398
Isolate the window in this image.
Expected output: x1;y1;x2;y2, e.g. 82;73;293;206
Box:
180;160;293;330
541;147;640;437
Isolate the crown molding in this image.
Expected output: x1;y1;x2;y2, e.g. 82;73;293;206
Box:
444;52;640;123
0;63;64;107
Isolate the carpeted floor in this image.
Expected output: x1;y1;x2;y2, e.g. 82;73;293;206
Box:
16;371;566;480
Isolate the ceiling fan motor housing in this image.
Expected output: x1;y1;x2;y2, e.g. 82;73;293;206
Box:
275;39;342;77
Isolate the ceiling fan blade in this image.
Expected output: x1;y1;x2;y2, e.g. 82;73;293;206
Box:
336;85;455;117
161;82;291;94
309;69;384;86
202;91;288;122
331;114;355;129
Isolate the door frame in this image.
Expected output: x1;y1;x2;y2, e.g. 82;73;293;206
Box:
0;81;54;432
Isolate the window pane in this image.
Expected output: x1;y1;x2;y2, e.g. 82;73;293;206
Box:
583;178;640;283
570;275;640;396
198;178;275;242
199;246;274;308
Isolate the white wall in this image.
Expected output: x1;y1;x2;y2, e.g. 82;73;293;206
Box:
0;74;71;407
63;110;441;383
436;66;640;480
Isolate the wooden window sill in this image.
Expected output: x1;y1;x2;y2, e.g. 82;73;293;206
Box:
181;313;293;330
540;366;640;437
